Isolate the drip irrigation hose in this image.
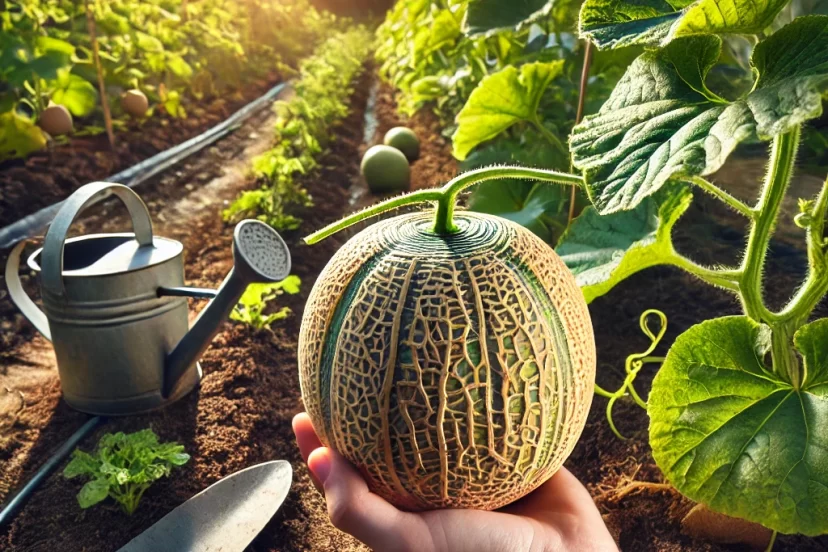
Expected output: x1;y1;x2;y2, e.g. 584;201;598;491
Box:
0;416;105;528
0;82;287;250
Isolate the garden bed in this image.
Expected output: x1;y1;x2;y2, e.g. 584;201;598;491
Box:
2;65;828;552
0;73;281;231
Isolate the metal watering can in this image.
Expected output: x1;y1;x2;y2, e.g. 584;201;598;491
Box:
5;182;291;416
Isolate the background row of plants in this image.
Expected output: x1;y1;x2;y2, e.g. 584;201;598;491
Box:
224;25;373;232
0;0;339;161
374;0;828;542
225;24;375;330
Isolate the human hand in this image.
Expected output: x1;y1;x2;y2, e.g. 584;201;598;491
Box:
293;412;618;552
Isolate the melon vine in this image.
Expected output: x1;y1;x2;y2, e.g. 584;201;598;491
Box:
563;8;828;538
376;0;828;538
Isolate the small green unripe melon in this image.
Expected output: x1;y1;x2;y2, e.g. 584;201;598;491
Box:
383;126;419;161
121;89;149;117
39;105;73;136
361;145;410;193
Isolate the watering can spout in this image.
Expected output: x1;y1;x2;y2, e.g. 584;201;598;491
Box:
163;220;291;398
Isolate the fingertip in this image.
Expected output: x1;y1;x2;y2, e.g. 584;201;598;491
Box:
308;447;334;485
293;412;324;463
292;411;312;432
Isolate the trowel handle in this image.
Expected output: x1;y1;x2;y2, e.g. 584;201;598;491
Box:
41;182;154;299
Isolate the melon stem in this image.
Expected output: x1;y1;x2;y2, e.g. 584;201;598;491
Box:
303;165;584;243
431;166;583;234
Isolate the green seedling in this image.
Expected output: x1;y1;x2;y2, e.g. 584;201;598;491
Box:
231;275;301;329
63;429;189;515
224;27;373;230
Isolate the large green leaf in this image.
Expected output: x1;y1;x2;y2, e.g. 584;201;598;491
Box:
463;0;553;37
77;478;110;509
579;0;790;50
412;9;462;64
452;60;565;160
649;316;828;535
51;73;98;117
571;16;828;215
675;0;790;37
165;54;193;79
35;36;75;57
579;0;680;49
556;184;691;302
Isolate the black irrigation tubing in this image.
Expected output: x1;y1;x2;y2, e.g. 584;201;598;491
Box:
0;416;105;528
0;81;287;250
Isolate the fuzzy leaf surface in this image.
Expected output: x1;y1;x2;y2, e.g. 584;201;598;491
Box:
464;0;553;37
579;0;790;49
571;17;828;214
52;73;98;117
0;112;47;161
579;0;679;49
649;316;828;535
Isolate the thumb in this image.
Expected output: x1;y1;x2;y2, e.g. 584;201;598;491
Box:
308;448;429;552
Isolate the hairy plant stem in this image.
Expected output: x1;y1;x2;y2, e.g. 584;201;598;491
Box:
664;251;741;291
739;128;801;385
683;176;756;219
774;176;828;328
569;40;593;226
304;166;583;243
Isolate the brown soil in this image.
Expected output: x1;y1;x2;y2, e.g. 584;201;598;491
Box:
2;69;828;552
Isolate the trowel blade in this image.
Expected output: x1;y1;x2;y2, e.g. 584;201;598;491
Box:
117;460;292;552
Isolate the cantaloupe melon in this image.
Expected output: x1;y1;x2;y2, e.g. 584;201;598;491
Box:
361;145;410;193
121;89;149;118
384;126;420;161
39;105;73;136
299;192;595;510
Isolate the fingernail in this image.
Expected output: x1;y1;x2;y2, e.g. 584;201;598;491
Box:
308;448;332;484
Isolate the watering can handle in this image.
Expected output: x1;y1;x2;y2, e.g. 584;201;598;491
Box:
41;182;154;299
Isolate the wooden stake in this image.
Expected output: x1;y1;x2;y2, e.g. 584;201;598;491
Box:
86;0;115;149
568;40;593;226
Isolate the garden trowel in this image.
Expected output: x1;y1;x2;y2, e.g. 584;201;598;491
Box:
117;460;292;552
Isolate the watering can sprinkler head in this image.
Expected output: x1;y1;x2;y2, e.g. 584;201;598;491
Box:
231;219;292;283
163;220;291;398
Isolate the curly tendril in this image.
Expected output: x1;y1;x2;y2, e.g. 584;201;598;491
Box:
594;309;668;440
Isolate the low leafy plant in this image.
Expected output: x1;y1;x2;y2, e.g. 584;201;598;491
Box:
224;26;373;230
231;275;301;329
63;429;189;515
375;0;632;244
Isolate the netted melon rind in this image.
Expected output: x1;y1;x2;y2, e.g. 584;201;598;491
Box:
298;211;595;511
